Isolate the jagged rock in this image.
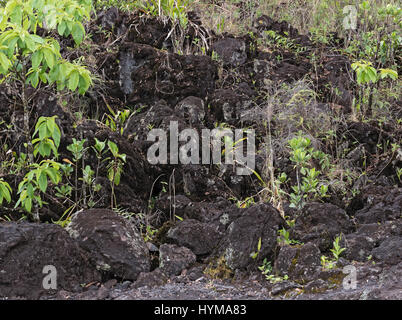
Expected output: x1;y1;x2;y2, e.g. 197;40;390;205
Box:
211;37;248;67
131;269;168;289
159;244;197;276
0;222;100;299
166;219;223;256
271;281;302;296
372;236;402;265
344;234;376;262
119;43;217;106
291;203;354;251
215;203;283;270
353;186;402;224
175;96;205;125
274;242;321;283
66;209;150;280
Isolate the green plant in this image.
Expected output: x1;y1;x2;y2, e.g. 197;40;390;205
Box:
135;0;191;28
0;178;12;206
320;255;336;270
80;164;99;207
330;234;346;261
103;107;131;135
250;237;262;259
258;258;272;275
67;138;86;203
277;228;302;246
351;60;398;117
105;141;126;208
396;168;402;182
143;224;158;242
52;205;74;227
0;0;93;160
287;134;330;210
231;196;255;209
352;61;398;85
262;30;305;54
15;159;62;218
32;116;61;158
91;137;107;186
321;234;346;270
258;258;289;284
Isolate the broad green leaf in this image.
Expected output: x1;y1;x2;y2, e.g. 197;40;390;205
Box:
52;126;61;148
31;50;43;69
39;122;47;140
24;34;36;52
30;71;39;88
68;70;79;91
39;71;48;83
43;48;55;69
71;22;84;45
29;34;45;45
7;37;19;57
380;68;398;80
46;168;60;184
27;183;35;198
114;172;121;185
367;67;377;83
9;5;23;25
25;197;32;213
0;183;11;204
78;74;90;94
107;141;119;156
38;172;48;193
0;52;11;72
46;118;55;134
58;21;67;36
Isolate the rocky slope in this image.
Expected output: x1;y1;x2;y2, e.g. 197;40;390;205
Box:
0;8;401;300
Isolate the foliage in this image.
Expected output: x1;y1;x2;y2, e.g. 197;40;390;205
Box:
277;228;302;246
258;258;289;284
330;234;346;261
351;61;398;85
321;235;346;270
250;237;262;259
0;179;12;206
262;30;305;54
103;106;131;136
135;0;191;28
15;159;62;214
0;0;93;92
286;134;330;210
32;116;61;158
105;140;126;208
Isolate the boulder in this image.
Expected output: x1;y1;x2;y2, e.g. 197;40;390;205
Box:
119;43;217;106
291;203;354;251
175;96;205;125
0;222;100;299
215;203;283;270
274;242;321;283
66;209;150;280
159;244;196;276
354;186;402;224
372;236;402;265
211;37;247;67
166;219;223;256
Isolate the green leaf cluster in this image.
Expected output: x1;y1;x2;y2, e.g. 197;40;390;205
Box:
32;116;61;158
0;0;93;94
